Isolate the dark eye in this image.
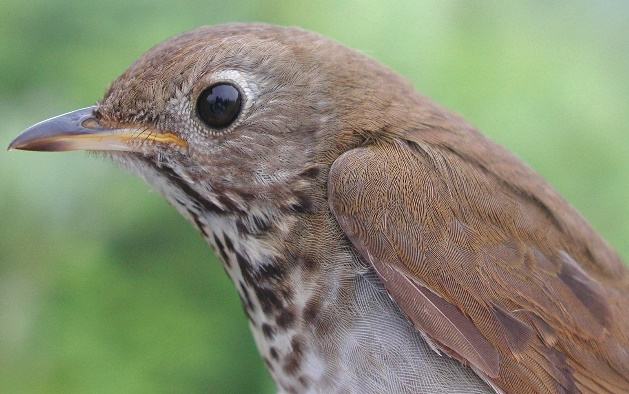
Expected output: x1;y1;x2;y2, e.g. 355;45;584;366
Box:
196;83;242;129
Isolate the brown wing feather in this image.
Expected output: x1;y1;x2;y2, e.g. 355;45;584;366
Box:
369;254;500;378
328;138;629;393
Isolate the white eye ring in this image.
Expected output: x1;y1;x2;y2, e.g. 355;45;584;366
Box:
211;70;258;110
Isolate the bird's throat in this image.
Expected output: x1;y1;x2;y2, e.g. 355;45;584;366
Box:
110;153;492;393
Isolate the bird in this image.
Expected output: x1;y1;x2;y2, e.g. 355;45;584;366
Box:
8;23;629;393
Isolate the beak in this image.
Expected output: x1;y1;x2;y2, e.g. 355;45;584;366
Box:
8;106;187;152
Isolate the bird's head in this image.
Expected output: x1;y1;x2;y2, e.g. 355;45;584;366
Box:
9;23;422;215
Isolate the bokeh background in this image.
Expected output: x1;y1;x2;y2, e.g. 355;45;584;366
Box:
1;1;627;393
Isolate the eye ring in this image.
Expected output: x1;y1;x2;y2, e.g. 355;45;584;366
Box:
196;82;242;129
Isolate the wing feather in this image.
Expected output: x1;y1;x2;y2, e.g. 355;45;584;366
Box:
328;138;629;393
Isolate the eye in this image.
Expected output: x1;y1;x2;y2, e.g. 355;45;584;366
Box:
196;83;242;129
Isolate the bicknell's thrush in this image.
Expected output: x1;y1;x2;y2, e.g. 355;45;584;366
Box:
9;23;629;393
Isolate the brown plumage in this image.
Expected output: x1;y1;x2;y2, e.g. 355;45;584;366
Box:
9;23;629;393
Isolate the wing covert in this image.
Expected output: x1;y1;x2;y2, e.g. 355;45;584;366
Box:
328;138;629;393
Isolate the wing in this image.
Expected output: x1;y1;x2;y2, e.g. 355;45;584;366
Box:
328;136;629;393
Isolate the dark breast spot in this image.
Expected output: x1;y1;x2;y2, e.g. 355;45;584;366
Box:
236;214;272;236
238;281;255;312
236;251;255;285
185;207;208;237
258;262;286;283
262;323;276;339
242;305;255;325
303;296;322;324
256;287;284;314
213;234;230;264
223;235;234;251
155;161;226;214
283;336;305;375
277;308;297;329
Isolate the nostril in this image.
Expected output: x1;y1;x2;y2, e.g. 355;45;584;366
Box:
81;118;101;129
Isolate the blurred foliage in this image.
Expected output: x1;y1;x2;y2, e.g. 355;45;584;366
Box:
1;1;627;393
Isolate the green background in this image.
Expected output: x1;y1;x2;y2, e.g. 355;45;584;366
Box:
1;1;627;393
